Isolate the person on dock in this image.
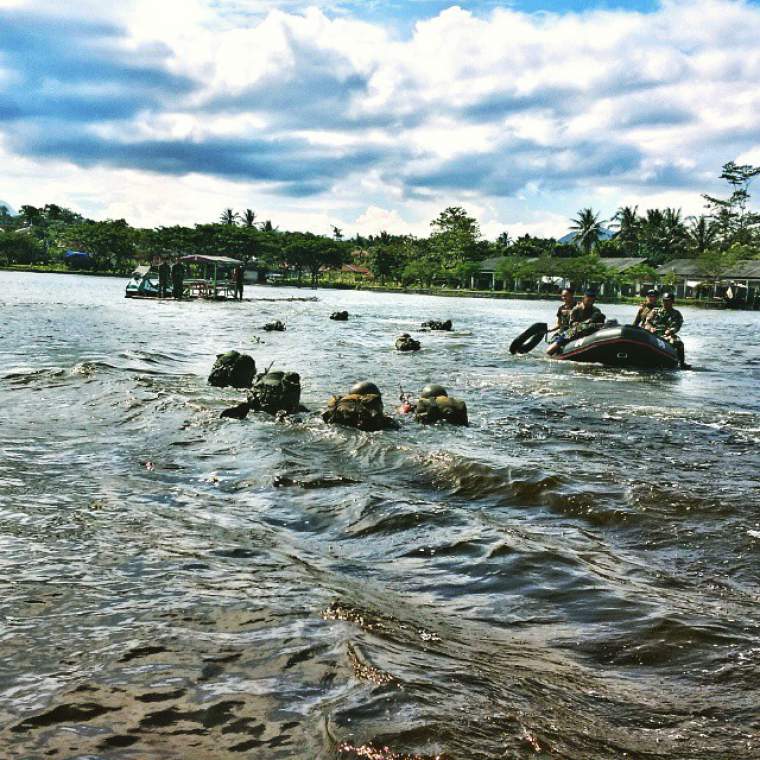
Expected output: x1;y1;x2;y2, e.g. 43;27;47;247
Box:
633;289;659;327
233;264;244;301
644;292;690;369
158;258;171;298
546;287;577;356
171;258;185;300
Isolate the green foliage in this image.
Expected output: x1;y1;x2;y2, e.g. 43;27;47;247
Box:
702;161;760;248
569;208;605;255
63;219;135;273
0;231;44;265
428;206;483;271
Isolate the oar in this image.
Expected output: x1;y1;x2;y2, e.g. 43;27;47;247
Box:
509;322;550;355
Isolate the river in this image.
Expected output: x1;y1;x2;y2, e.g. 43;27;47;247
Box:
1;270;759;759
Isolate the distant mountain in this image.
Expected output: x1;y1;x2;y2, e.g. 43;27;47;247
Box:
0;200;16;215
559;227;615;245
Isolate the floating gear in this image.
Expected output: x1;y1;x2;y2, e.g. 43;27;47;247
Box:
330;310;349;321
208;350;257;389
509;322;548;355
414;394;468;426
262;320;286;331
421;319;452;331
420;383;447;399
247;370;302;415
395;333;421;352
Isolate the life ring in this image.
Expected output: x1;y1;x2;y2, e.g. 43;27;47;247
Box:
509;322;548;354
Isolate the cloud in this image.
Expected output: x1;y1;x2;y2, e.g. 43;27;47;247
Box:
1;0;759;233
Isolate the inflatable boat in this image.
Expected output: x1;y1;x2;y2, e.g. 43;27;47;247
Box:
555;324;679;369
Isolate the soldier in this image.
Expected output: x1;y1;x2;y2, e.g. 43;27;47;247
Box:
233;264;244;300
564;289;605;341
644;292;690;369
633;289;659;327
171;258;185;300
546;287;577;356
157;258;171;298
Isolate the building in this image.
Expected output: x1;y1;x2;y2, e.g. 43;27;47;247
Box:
656;258;760;305
477;256;649;294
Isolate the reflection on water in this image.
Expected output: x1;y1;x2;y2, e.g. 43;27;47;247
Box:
1;271;759;759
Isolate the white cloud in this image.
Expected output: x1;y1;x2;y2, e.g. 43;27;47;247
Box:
2;0;760;235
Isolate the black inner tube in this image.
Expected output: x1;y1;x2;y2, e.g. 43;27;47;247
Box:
510;322;548;355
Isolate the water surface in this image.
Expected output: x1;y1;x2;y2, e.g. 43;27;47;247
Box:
1;271;759;759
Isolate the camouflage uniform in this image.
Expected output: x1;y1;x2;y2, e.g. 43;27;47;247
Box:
556;300;576;330
645;306;683;337
565;302;605;341
645;306;687;367
633;302;657;328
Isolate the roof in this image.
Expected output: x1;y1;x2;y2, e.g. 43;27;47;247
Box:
180;255;242;266
657;258;760;279
341;263;370;274
480;256;539;272
479;256;646;273
600;257;649;273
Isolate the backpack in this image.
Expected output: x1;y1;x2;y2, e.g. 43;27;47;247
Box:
414;395;468;426
247;371;302;414
208;351;256;389
322;393;399;431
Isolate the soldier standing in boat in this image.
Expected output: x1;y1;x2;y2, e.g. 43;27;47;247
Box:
546;287;578;356
157;258;171;298
633;289;659;327
171;258;185;300
644;292;690;369
233;264;244;301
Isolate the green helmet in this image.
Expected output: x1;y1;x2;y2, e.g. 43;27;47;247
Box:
350;380;381;396
420;383;448;399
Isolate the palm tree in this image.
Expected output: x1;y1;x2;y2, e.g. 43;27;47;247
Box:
569;208;605;255
331;225;343;241
686;215;717;256
220;208;239;225
242;209;257;228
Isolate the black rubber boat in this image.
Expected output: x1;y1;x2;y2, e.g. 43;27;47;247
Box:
555;324;679;369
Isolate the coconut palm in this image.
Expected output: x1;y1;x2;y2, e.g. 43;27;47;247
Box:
242;209;257;228
569;208;605;255
686;215;718;256
610;205;640;256
220;208;239;225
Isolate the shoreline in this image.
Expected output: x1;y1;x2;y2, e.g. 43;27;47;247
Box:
1;264;738;309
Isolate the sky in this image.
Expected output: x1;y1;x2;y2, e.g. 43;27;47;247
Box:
1;0;759;239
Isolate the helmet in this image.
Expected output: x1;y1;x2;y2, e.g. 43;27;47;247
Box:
420;383;448;399
646;289;657;296
662;292;675;301
584;288;597;297
350;380;381;396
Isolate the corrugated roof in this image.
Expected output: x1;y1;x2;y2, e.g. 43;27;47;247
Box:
479;256;647;273
657;258;760;279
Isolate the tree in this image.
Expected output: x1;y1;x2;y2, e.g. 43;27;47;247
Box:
63;219;135;272
428;206;482;272
0;231;44;264
220;208;240;226
610;205;640;256
242;209;258;228
686;215;718;256
569;208;605;255
703;161;760;248
367;237;407;284
331;225;343;241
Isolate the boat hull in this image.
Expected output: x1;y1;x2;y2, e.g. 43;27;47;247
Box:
556;325;679;369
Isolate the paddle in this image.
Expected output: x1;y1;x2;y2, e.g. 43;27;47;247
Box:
509;322;550;355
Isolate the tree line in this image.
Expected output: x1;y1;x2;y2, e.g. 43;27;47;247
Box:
1;162;758;288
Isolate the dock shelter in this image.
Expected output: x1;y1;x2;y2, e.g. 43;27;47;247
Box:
180;255;242;299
